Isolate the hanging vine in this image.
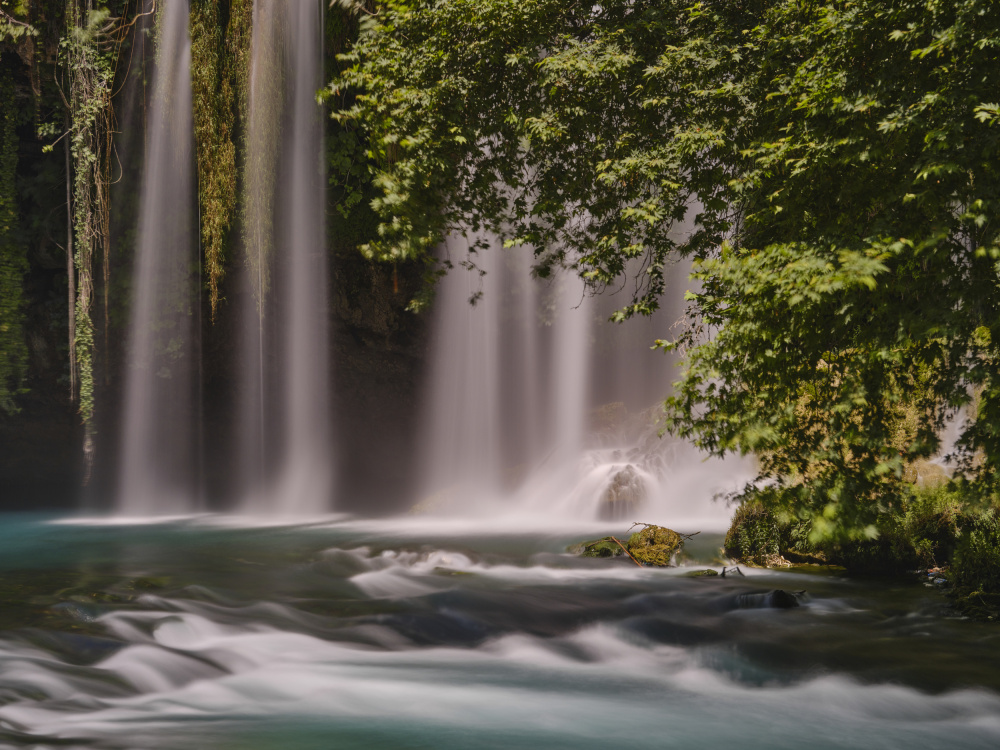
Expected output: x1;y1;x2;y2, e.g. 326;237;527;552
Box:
61;1;123;468
190;0;236;319
228;0;251;127
0;62;28;414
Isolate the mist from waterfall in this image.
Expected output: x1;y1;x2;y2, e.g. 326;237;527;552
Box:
239;0;332;514
416;238;752;528
117;0;199;515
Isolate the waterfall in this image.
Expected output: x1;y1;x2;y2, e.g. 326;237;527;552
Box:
419;238;504;503
117;0;199;515
417;240;752;527
239;0;332;514
416;239;592;515
112;2;734;522
117;0;332;516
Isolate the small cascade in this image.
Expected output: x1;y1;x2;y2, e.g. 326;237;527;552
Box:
117;0;199;514
239;0;332;514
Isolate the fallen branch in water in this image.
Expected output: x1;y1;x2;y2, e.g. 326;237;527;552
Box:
610;536;643;567
628;522;701;541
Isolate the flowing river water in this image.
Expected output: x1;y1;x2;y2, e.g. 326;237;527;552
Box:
0;514;998;749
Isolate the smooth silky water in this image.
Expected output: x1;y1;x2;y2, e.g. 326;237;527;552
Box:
0;514;998;749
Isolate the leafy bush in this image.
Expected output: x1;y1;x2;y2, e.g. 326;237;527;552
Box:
822;514;916;574
786;486;963;573
904;485;964;567
953;509;1000;594
724;501;782;566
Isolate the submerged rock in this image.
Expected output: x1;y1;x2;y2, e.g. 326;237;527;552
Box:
570;537;627;558
627;525;683;566
599;465;646;521
685;569;720;577
733;589;807;609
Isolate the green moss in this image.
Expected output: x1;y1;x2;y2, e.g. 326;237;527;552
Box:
571;537;625;558
190;0;238;318
627;525;682;566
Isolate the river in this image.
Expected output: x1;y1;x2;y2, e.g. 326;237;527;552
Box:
0;514;997;749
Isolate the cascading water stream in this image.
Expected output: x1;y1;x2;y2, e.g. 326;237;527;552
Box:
417;239;593;515
275;0;332;513
239;0;332;515
417;237;752;526
117;0;199;515
419;238;503;502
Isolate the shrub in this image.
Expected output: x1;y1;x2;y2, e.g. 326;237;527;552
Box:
904;485;964;567
724;501;782;566
953;509;1000;594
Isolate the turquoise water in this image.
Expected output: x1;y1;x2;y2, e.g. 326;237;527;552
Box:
0;514;997;749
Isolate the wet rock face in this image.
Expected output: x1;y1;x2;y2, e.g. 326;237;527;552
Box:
599;465;646;521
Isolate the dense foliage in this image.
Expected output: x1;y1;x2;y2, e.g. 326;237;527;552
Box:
63;0;122;430
669;0;1000;542
337;0;1000;540
724;500;782;567
190;0;244;319
332;0;722;311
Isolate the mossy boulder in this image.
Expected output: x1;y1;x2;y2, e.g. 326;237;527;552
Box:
568;525;685;566
627;525;683;566
903;458;950;489
570;537;626;558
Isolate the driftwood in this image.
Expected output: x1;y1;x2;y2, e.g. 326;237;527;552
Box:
610;536;643;567
628;521;700;542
